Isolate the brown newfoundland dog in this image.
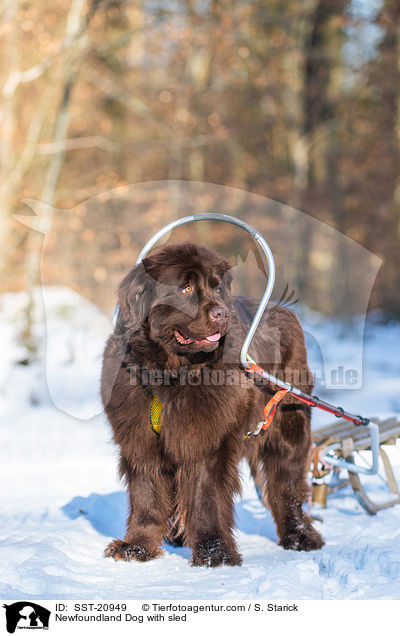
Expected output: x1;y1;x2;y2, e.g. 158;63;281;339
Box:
101;242;324;567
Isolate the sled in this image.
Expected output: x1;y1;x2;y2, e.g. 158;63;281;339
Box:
311;416;400;514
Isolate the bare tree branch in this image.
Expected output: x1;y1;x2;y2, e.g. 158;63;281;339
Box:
37;136;120;153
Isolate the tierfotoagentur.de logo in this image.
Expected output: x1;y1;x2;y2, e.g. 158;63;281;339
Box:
2;603;51;634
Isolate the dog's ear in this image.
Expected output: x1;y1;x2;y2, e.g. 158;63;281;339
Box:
116;263;154;332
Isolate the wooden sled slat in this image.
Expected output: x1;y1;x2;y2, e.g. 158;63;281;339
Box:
312;417;399;445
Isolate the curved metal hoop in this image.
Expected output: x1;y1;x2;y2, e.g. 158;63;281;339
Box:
136;212;276;371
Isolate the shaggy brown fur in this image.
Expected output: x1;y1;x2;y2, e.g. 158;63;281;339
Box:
101;242;324;567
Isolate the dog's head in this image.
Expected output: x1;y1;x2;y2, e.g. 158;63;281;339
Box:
116;242;232;355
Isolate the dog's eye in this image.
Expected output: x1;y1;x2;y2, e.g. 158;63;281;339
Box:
183;284;193;294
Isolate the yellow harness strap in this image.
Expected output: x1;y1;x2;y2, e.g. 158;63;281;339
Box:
150;393;163;434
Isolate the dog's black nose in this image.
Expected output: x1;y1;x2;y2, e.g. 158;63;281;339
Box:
209;306;229;325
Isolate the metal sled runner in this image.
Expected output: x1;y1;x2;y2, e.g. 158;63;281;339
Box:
137;212;400;514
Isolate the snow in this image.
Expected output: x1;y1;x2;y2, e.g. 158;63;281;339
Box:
1;287;400;601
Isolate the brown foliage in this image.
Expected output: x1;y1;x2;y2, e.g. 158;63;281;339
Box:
1;0;399;317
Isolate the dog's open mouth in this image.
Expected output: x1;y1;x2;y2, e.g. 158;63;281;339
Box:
174;329;221;346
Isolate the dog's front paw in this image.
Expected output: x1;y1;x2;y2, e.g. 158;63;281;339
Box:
279;522;324;552
105;538;162;562
191;536;242;567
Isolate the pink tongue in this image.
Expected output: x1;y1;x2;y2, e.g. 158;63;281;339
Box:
175;330;221;344
205;332;221;342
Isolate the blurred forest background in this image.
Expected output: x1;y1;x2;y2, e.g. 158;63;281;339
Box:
1;0;400;354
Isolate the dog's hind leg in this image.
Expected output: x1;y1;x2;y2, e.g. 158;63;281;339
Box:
261;407;324;551
164;516;185;547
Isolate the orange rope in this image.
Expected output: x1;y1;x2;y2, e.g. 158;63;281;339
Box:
261;388;289;431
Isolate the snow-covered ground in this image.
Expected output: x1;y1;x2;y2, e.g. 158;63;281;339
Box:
1;287;400;600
